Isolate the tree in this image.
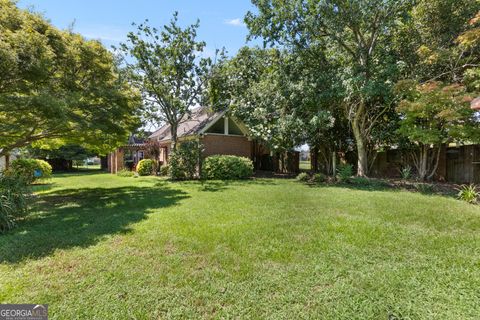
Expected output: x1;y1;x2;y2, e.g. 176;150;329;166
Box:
0;0;141;157
246;0;413;176
211;47;309;171
118;12;212;151
396;80;480;180
28;145;96;170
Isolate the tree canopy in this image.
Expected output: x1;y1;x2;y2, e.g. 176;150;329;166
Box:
0;0;141;157
117;12;212;151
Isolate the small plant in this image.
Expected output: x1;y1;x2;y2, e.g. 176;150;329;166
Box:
0;175;29;233
296;172;309;182
202;155;254;180
457;184;478;204
400;165;412;180
311;173;326;183
136;159;156;176
117;169;134;177
336;164;353;183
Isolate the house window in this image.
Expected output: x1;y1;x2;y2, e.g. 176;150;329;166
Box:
206;117;225;134
228;118;243;135
138;151;144;160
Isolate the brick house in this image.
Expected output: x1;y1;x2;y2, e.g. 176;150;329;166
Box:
148;107;254;166
108;107;300;174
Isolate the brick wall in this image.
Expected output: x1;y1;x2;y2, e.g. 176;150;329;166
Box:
201;134;252;159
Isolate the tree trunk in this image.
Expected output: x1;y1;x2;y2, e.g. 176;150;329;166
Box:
352;115;368;177
171;123;178;152
417;144;428;181
310;147;319;172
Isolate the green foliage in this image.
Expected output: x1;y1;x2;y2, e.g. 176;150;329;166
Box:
400;165;413;180
202;155;254;180
311;173;326;183
296;172;309;182
246;0;413;176
136;159;156;176
168;141;203;180
396;81;480;180
7;159;52;184
336;164;353;183
116;169;134;178
0;175;29;233
160;165;169;176
28;145;96;162
457;184;478;204
0;2;141;157
117;12;212;149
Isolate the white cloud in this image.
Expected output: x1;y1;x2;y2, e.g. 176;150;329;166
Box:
224;18;245;27
76;25;128;43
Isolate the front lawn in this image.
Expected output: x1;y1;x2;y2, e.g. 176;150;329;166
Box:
1;172;479;319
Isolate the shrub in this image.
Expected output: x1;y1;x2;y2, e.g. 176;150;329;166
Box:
311;173;326;183
0;175;29;233
7;159;52;184
457;184;478;204
117;169;134;177
400;165;412;180
202;155;254;180
160;165;169;176
136;159;156;176
296;172;309;182
336;164;353;183
169;141;202;180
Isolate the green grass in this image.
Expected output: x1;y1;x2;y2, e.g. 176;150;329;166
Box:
1;173;480;319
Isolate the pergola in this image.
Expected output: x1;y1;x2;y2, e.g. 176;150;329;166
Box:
108;143;147;174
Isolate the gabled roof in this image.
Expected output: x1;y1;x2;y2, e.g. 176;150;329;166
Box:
149;107;225;142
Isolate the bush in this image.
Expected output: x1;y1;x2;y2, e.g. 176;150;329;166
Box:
202;155;253;180
296;172;309;182
400;165;412;180
336;164;353;183
311;173;326;183
136;159;156;176
169;141;202;180
7;159;52;184
117;169;134;177
457;184;478;204
0;175;29;233
160;165;169;176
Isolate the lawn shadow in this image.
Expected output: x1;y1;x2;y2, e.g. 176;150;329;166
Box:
0;185;189;264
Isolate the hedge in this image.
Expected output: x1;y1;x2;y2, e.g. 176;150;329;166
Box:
202;155;253;180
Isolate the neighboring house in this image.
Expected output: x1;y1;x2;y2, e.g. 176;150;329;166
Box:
107;107;300;174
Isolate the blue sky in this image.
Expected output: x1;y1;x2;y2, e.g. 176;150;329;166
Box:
18;0;260;56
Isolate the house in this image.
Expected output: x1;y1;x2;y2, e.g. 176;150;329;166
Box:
149;107;253;165
107;107;299;174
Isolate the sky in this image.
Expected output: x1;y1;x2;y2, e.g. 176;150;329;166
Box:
18;0;261;56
